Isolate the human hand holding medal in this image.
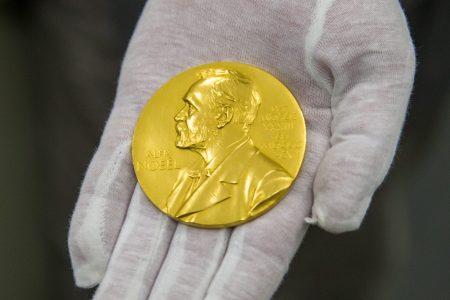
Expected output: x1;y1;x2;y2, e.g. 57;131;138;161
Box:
68;1;415;299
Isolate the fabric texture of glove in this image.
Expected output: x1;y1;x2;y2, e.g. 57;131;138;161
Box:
68;0;415;299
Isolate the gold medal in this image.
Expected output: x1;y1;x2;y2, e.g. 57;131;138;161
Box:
132;62;306;228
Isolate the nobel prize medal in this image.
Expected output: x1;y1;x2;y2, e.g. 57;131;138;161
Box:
132;62;306;228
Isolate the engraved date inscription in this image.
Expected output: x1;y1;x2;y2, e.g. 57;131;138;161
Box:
261;105;297;131
261;132;303;159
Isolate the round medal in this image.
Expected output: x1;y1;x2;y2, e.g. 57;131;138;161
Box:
132;62;306;228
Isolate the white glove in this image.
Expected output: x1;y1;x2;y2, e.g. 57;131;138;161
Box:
68;0;415;299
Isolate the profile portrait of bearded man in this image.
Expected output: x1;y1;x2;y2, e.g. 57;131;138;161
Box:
165;68;293;225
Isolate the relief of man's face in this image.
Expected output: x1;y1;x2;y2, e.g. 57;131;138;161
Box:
174;82;219;149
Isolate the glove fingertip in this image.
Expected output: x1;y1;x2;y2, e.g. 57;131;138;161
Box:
310;194;371;234
304;216;318;225
73;263;104;288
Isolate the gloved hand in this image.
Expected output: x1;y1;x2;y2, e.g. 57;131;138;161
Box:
68;0;415;299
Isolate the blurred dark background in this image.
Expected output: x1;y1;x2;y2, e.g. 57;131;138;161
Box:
1;0;449;299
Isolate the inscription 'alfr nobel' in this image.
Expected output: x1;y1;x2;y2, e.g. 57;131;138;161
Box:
135;149;179;171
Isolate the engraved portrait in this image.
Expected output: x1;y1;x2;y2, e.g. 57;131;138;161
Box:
164;69;293;224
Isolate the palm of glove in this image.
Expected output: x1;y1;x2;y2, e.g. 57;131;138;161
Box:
69;0;415;299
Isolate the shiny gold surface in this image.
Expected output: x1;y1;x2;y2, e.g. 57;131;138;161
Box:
132;62;306;228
